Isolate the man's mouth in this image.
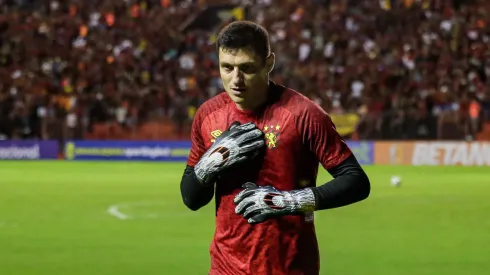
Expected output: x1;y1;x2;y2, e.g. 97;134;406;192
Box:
231;87;247;94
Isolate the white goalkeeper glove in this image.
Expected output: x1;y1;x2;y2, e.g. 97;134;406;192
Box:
194;122;265;185
234;182;316;224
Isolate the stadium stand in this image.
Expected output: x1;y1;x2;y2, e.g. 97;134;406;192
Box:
0;0;489;143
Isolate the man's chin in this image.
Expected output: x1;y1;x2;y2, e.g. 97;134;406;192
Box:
228;93;246;102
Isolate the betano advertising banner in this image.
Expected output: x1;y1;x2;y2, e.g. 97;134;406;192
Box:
374;141;490;166
64;141;191;161
0;140;58;160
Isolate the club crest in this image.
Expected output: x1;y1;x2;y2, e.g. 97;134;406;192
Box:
263;124;281;149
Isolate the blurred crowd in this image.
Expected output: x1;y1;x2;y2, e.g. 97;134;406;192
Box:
1;0;490;141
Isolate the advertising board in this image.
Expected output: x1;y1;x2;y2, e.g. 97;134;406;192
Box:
0;140;58;160
64;141;191;161
374;141;490;166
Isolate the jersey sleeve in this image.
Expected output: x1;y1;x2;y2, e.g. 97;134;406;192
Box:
187;108;207;167
296;103;352;170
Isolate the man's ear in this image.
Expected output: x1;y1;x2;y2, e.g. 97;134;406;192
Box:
266;53;275;73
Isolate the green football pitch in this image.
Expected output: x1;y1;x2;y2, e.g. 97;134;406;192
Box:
0;162;489;275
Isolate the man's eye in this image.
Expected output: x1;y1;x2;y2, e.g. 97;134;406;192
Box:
222;65;233;71
241;66;251;73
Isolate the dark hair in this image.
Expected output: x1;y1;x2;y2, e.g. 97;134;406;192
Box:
216;21;271;62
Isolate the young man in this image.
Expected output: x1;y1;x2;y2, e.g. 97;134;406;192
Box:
180;21;371;275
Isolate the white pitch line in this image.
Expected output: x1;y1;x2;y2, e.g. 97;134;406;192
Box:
107;204;130;220
107;200;194;220
0;222;18;228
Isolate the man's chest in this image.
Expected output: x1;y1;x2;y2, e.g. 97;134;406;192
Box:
201;109;299;155
201;109;315;190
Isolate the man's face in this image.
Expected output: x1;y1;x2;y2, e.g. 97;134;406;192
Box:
218;47;273;110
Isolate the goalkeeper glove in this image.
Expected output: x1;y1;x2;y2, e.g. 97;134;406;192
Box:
234;182;316;224
194;122;264;185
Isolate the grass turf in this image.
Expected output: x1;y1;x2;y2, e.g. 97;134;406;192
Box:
0;162;489;275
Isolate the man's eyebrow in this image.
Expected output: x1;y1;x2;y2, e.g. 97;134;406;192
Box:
219;62;255;66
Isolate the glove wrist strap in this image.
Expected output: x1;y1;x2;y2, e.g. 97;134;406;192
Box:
290;188;316;212
194;167;214;186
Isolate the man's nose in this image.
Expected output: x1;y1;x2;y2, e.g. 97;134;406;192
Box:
231;68;244;83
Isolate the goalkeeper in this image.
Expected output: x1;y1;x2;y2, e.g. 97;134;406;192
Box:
180;21;370;275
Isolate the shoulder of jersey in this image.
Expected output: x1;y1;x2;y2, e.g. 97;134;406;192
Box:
195;92;231;119
276;86;326;117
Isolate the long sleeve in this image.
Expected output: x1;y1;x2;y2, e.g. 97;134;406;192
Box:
180;165;214;211
311;154;370;210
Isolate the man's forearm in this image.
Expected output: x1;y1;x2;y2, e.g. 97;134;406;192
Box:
311;154;370;210
180;165;214;211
